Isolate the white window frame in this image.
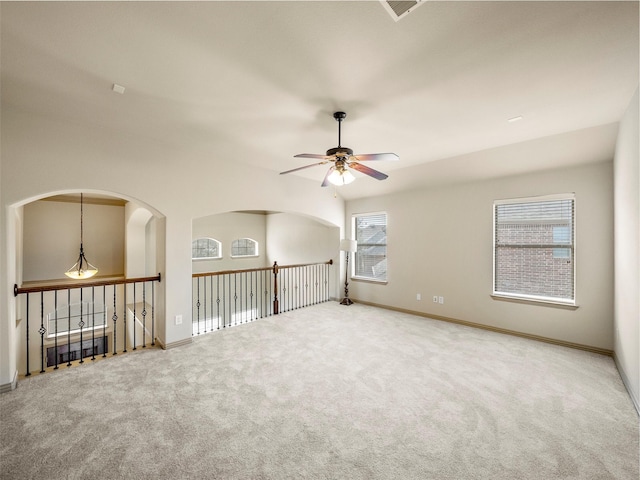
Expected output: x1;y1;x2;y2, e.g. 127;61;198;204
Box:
352;211;387;283
47;301;108;338
492;193;576;306
231;238;259;258
192;238;222;261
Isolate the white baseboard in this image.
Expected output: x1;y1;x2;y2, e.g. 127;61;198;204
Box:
355;299;613;356
613;352;640;416
155;336;192;350
0;371;18;394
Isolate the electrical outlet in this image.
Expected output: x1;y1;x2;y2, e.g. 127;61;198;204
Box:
175;314;183;325
416;293;421;301
438;296;444;304
433;296;438;303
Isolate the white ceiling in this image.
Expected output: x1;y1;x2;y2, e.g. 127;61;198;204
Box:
1;1;638;200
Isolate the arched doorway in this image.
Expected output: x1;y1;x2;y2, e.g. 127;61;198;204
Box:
6;191;165;381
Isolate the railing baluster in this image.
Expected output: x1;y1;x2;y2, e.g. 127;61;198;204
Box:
232;273;236;326
54;291;59;369
132;283;137;350
142;282;147;348
25;293;30;376
196;277;201;335
112;285;118;355
67;290;72;366
39;292;45;373
91;286;96;361
299;267;302;309
122;284;127;353
203;276;208;333
103;285;108;356
252;271;256;320
273;262;279;315
151;281;156;347
244;271;248;323
222;275;226;328
216;275;220;330
79;289;84;364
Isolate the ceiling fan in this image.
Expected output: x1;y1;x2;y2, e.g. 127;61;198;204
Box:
280;111;399;187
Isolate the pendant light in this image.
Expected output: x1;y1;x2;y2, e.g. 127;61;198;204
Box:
65;193;98;279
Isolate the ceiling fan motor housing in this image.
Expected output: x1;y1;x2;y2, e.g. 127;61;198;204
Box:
326;146;353;157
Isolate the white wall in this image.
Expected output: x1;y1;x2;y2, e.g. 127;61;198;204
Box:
613;88;639;410
125;203;153;278
265;213;339;266
23;200;125;282
346;161;614;351
266;213;341;300
0;107;344;388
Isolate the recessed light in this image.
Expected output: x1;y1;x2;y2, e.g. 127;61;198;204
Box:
112;83;125;94
508;116;523;123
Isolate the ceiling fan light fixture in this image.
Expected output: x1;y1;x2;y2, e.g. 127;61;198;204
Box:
328;168;355;186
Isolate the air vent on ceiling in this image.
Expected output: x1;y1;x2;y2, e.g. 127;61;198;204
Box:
380;0;425;21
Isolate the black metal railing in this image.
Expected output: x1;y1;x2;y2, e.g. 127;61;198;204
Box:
14;274;161;376
192;260;332;335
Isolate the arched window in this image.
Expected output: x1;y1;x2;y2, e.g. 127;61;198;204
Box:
192;238;222;260
231;238;258;257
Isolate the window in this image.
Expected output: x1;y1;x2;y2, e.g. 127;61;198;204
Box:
47;302;107;338
231;238;258;257
493;194;575;304
192;238;221;260
353;212;387;282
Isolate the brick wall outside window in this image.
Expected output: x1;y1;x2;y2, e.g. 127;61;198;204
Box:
495;223;573;299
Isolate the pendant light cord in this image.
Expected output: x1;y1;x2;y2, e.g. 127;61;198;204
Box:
80;193;84;246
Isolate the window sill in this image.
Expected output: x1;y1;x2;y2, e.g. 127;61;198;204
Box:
491;294;578;310
352;277;388;285
230;255;259;259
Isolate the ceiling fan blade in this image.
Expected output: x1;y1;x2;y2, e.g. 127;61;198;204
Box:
349;162;389;181
351;153;399;162
321;166;335;187
280;161;328;175
294;153;331;160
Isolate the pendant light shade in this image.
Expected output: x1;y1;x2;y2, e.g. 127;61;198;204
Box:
65;193;98;279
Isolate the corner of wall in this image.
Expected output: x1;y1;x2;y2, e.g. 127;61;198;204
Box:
613;87;639;412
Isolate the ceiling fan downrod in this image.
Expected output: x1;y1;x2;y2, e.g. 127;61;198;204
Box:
334;111;346;147
327;112;352;157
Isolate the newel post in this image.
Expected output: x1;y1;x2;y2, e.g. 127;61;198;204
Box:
272;261;279;315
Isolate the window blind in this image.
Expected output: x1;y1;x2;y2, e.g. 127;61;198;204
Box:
354;212;387;281
494;196;575;303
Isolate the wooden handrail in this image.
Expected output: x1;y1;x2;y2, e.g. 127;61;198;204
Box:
278;259;333;270
192;266;272;278
192;260;332;279
14;273;161;296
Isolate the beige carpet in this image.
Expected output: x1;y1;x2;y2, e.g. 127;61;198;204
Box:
1;302;638;479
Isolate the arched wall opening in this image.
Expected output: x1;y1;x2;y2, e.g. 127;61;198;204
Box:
16;190;163;284
192;210;341;300
3;190;165;387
